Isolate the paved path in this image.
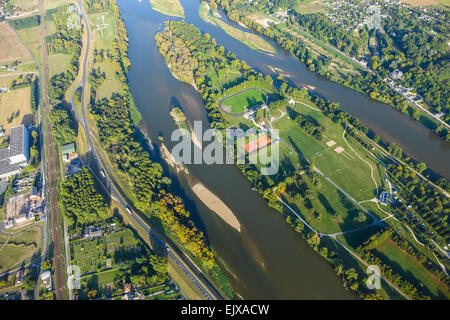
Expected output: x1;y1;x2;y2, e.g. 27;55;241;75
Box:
74;0;221;301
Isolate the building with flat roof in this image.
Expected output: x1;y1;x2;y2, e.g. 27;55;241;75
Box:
0;125;29;179
40;270;52;290
61;143;76;162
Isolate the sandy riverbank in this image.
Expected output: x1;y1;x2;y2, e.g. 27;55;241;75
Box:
192;183;241;232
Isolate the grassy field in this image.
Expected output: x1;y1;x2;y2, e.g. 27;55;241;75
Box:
294;0;325;14
0;86;33;142
47;53;72;77
199;2;276;54
0;74;18;87
0;226;42;273
273;101;386;202
282;172;373;233
71;228;141;274
374;238;450;299
0;22;34;67
149;0;185;18
10;0;39;12
81;268;118;287
221;88;267;113
16;26;42;69
87;11;124;101
71;237;107;274
106;229;139;252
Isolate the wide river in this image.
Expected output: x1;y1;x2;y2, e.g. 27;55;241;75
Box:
116;0;449;299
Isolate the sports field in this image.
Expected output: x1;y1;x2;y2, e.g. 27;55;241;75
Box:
273;101;386;201
221;88;267;114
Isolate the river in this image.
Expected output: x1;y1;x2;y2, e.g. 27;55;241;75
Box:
116;0;448;299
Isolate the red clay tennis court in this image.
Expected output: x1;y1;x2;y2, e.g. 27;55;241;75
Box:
244;135;272;153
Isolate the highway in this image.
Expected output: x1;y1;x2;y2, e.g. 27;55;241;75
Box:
72;0;220;300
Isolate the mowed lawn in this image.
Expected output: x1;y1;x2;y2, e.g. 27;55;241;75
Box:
88;12;124;101
273;102;385;201
0;226;42;273
282;172;373;233
374;238;450;299
222;88;267;114
81;268;118;288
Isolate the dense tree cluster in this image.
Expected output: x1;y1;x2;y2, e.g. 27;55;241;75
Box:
49;102;77;144
61;167;109;226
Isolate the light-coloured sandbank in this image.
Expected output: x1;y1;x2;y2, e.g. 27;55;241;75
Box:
192;183;241;232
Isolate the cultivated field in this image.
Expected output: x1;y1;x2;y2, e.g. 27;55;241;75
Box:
221;88;267;114
0;86;32;141
0;22;34;66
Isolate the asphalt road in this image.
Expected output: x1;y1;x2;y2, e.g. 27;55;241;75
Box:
73;0;220;300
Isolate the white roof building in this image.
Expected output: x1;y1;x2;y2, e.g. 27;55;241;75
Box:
0;125;29;179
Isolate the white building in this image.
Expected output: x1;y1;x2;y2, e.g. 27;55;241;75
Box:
0;125;29;179
40;270;52;290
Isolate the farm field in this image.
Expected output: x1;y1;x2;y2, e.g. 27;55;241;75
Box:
221;88;267;114
81;268;119;288
0;226;42;273
199;2;276;54
0;86;33;141
0;22;34;67
9;0;39;13
149;0;185;18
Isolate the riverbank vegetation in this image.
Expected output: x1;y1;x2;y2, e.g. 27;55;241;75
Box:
199;1;275;54
149;0;185;18
212;0;450;141
155;20;449;299
84;0;232;298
